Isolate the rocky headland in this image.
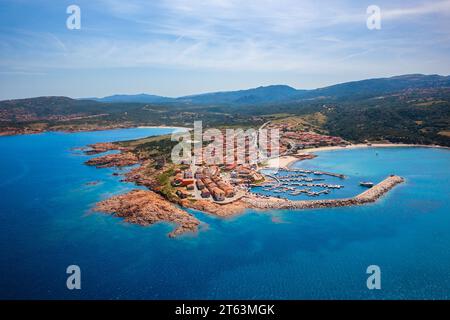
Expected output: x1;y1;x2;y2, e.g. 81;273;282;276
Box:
84;143;140;168
84;139;405;237
94;189;200;238
179;198;249;217
85;152;139;168
83;142;126;155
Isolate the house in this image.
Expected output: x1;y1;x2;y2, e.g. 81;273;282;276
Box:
179;179;195;187
194;171;203;179
196;180;205;190
223;187;235;198
201;190;211;198
171;173;184;186
176;190;189;199
211;188;225;201
183;171;193;179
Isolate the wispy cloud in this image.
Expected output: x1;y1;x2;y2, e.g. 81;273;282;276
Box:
0;0;449;98
383;0;450;19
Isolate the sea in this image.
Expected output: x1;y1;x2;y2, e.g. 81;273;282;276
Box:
0;128;449;299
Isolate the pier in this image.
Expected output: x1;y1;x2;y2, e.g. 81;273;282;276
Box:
275;168;347;179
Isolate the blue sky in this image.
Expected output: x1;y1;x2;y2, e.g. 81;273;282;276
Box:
0;0;449;99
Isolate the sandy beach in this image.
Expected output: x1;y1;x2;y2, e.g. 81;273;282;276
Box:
299;143;448;153
264;156;299;169
263;143;449;169
137;126;190;131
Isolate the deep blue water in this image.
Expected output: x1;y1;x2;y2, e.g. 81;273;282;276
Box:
0;130;449;300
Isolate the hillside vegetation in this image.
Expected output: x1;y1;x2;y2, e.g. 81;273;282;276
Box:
1;74;449;146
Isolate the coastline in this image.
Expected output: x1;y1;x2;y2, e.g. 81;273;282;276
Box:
85;140;437;237
91;174;406;237
137;125;189;131
244;175;404;210
263;143;450;169
0;124;189;138
300;143;450;153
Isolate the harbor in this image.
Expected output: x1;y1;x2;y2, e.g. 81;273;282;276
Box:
244;175;405;210
254;167;347;199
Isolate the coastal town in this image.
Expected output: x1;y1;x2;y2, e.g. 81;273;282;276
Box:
80;121;407;237
2;0;450;301
165;121;350;204
87;122;351;204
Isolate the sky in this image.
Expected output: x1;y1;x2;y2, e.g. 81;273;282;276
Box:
0;0;449;99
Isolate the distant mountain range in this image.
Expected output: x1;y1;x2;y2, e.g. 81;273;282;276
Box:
86;85;300;105
87;94;174;104
176;85;302;105
1;73;449;146
85;74;450;105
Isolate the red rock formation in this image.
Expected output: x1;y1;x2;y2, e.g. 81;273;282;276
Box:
94;189;200;237
180;198;248;217
85;152;139;168
84;142;123;155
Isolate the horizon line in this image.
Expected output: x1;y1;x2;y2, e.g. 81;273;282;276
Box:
1;73;448;101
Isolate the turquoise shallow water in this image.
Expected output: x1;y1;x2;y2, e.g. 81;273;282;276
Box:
0;130;449;300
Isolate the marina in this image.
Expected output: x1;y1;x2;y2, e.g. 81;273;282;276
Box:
255;168;347;199
245;175;405;210
277;167;347;179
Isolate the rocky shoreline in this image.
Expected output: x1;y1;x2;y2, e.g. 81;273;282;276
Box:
179;198;249;217
83;142;125;155
0;123;136;137
85;152;139;168
89;175;405;237
84;142;139;168
84;140;405;237
94;189;200;237
0;124;187;137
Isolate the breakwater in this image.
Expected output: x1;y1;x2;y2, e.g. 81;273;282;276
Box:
244;175;404;210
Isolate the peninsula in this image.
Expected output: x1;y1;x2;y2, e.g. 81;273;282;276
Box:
84;120;407;237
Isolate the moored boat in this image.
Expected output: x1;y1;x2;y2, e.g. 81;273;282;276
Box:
360;181;374;188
